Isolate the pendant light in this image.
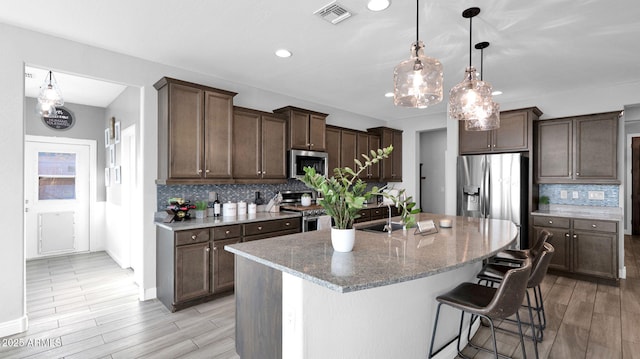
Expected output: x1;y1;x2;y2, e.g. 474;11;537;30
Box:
393;0;443;109
465;41;500;131
448;7;495;122
37;70;64;116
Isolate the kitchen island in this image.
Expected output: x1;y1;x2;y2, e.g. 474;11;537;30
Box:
225;213;517;359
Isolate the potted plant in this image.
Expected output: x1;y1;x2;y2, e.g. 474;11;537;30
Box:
300;145;419;252
194;200;208;219
539;196;550;212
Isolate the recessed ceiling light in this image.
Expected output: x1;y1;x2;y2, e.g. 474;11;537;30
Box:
384;92;394;98
367;0;390;11
275;49;292;58
492;90;503;96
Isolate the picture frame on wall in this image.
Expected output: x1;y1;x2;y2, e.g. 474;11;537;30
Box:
109;144;116;167
104;128;110;147
115;166;121;184
105;168;110;187
114;121;121;144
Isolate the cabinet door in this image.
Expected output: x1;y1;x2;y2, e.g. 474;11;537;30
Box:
574;115;618;182
175;242;210;302
326;127;341;175
204;90;234;179
340;130;358;171
535;227;571;272
391;130;403;182
289;110;310;150
459;126;491;154
493;111;528;152
261;115;287;179
213;237;241;293
368;135;381;180
309;114;326;151
356;132;369;179
380;129;393;180
573;231;616;278
168;83;203;179
536;119;572;182
232;108;261;179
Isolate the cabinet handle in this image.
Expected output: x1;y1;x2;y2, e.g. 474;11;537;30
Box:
257;170;262;175
565;233;570;237
213;246;218;251
191;235;197;240
487;145;491;148
492;144;496;147
225;230;230;234
573;234;578;239
206;247;210;252
205;169;210;173
285;222;290;226
548;220;553;224
263;171;266;175
197;169;203;174
258;226;263;230
576;172;580;176
592;224;597;228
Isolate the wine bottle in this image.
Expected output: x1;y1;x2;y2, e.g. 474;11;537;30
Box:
213;193;221;217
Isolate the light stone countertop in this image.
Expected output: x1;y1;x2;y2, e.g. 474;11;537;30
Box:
155;211;301;231
531;204;623;221
225;213;517;293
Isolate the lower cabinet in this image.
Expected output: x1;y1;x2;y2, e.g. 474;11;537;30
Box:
354;206;401;224
532;216;618;279
157;217;301;312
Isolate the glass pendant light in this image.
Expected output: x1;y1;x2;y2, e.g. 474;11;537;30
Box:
393;0;443;109
37;71;64;116
448;7;495;122
465;41;500;131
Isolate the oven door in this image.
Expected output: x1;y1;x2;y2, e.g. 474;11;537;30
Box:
302;216;319;232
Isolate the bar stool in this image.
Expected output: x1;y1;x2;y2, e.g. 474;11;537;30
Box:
477;242;555;345
428;258;532;359
491;229;551;264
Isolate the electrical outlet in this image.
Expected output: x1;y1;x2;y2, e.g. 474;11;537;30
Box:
588;191;605;200
560;190;568;199
572;191;579;199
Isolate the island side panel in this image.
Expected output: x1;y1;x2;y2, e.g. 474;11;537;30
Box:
156;227;175;311
235;256;282;359
282;262;482;359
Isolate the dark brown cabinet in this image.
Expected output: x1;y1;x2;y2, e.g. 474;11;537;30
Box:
176;241;211;302
532;216;618;279
535;111;620;184
357;132;381;180
368;127;403;182
274;106;328;151
155;77;236;183
232;107;287;182
340;129;358;171
243;218;301;242
326;126;341;175
212;237;240;293
459;107;541;154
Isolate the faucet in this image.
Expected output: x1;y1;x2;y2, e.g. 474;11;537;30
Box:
382;203;393;234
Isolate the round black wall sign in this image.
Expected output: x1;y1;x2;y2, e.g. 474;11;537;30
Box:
42;107;75;131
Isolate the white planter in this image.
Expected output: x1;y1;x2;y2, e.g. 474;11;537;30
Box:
194;210;206;219
331;227;355;252
301;196;312;206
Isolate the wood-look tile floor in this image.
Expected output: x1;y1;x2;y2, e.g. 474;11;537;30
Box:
0;251;238;359
3;236;640;358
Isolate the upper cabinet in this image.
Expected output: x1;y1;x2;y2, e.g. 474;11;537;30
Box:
368;127;403;182
325;126;341;175
274;106;328;151
357;132;380;180
232;107;287;183
459;107;542;154
535;111;620;184
155;77;236;184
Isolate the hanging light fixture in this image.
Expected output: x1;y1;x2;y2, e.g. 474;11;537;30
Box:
393;0;443;109
37;70;64;116
465;41;500;131
448;7;495;122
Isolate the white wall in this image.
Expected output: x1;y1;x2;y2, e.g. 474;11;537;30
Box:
419;129;447;213
0;22;388;337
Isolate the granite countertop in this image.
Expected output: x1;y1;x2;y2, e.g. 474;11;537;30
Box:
531;204;623;221
155;211;301;231
225;213;517;293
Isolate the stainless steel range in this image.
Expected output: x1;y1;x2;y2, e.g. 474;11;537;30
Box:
280;191;327;232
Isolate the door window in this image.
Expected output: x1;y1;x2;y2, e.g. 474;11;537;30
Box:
38;152;76;200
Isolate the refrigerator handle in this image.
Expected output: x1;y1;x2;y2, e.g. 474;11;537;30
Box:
483;157;491;217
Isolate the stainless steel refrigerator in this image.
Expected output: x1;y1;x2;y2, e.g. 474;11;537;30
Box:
457;153;529;249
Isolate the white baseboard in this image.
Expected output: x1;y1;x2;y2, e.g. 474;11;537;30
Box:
0;315;28;338
105;249;127;269
140;287;157;301
620;266;627;279
432;316;480;359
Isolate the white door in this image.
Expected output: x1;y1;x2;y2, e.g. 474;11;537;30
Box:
25;139;90;259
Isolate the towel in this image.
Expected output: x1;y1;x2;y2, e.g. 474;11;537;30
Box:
317;215;332;230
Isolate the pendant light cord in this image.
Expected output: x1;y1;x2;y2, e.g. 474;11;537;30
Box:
415;0;419;43
468;16;473;68
480;47;484;80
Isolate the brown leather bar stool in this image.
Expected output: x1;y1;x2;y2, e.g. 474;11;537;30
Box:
491;229;551;264
428;258;532;359
478;243;555;345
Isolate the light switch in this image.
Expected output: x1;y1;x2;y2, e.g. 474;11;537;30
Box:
560;190;567;199
588;191;605;200
572;191;579;199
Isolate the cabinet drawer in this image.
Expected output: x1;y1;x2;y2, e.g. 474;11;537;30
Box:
355;209;371;223
175;229;210;246
244;218;300;236
370;207;385;220
211;225;242;240
532;216;570;229
573;219;617;233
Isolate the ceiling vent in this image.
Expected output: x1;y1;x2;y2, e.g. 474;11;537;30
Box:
314;1;353;25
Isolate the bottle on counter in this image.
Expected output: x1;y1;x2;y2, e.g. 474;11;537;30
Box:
213;193;221;217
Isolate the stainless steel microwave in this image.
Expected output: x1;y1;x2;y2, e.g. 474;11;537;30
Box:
289;150;329;179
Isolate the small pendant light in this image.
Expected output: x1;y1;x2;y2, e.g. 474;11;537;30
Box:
37;71;64;116
448;7;495;122
465;41;500;131
393;0;443;109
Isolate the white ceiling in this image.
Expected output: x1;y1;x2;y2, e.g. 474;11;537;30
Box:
5;0;640;120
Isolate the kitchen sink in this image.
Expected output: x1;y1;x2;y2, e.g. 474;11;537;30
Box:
357;222;404;233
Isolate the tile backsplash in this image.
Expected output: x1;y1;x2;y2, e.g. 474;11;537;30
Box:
539;184;619;207
157;180;387;210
